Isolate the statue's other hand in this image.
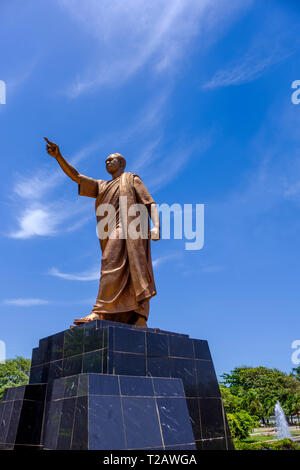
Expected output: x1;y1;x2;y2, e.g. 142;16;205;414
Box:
44;137;60;159
150;227;160;241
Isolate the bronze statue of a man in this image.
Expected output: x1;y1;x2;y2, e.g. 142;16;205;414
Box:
45;137;160;328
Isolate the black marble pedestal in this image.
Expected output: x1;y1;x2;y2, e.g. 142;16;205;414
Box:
0;320;233;450
43;374;196;450
0;384;46;449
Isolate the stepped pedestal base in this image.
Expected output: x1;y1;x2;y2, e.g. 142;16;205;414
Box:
0;320;233;450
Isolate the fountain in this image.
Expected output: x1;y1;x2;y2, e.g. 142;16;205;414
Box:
274;401;292;440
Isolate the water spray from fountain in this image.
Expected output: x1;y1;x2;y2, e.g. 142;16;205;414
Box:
274;401;291;440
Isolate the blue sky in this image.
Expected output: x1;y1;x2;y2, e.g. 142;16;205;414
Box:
1;0;300;378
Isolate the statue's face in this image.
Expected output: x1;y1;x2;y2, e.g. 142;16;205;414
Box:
105;154;123;174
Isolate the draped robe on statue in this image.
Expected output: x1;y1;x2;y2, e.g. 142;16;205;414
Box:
78;172;156;320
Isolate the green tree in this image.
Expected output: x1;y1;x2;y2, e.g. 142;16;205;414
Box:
221;366;300;425
220;385;242;413
227;411;259;440
221;386;259;440
0;356;31;401
240;389;264;420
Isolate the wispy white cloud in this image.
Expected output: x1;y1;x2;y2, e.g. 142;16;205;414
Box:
7;60;37;93
2;297;95;307
70;140;107;166
59;0;253;98
8;199;89;240
65;216;92;233
196;101;300;286
147;135;212;192
3;298;49;306
204;50;292;90
12;140;99;203
61;0;192;96
153;253;182;268
49;266;99;281
9;207;59;239
203;25;300;90
133;139;162;173
70;92;169;168
50;253;180;279
211;100;300;242
13;169;63;200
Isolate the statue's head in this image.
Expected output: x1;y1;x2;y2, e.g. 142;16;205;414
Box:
105;153;126;175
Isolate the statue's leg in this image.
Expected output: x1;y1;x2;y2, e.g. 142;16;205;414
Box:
131;313;148;327
100;311;136;324
98;311;147;327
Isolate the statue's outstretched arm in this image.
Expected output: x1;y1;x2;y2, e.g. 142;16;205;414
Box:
44;137;82;184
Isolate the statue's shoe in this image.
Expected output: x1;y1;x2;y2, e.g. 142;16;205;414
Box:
73;313;100;326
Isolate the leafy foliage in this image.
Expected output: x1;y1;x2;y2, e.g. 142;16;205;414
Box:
219;385;242;413
234;438;300;451
220;384;259;440
0;357;31;401
221;366;300;422
227;411;259;440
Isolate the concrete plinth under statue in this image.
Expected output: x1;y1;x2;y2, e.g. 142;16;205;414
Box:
0;320;233;450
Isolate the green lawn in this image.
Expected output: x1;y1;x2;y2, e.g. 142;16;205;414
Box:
244;435;276;443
